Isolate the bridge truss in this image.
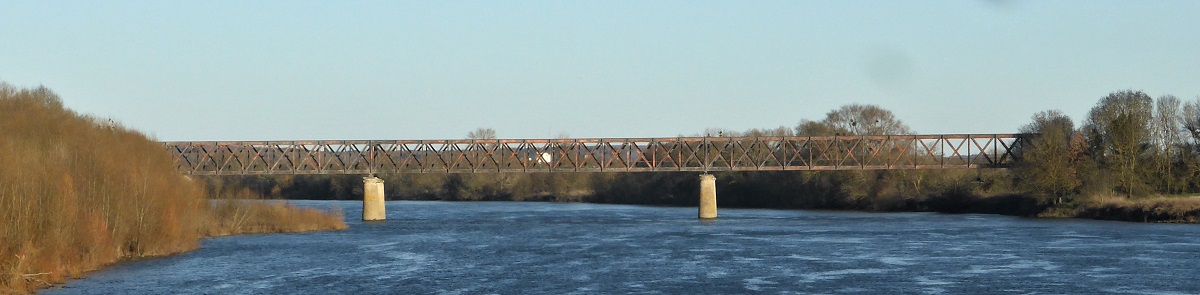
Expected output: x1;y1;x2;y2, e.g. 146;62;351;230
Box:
163;134;1028;176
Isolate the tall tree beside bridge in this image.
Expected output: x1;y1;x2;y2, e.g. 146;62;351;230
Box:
1016;110;1082;203
1151;95;1183;193
1083;90;1155;197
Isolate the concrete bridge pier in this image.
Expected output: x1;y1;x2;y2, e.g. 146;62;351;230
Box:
699;174;717;219
363;176;386;221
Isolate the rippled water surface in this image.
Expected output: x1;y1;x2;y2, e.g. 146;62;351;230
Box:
46;201;1200;294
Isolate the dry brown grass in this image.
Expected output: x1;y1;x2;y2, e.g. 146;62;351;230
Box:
0;83;347;293
1077;194;1200;223
202;189;348;237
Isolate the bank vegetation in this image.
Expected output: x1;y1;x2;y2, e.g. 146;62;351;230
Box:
0;83;347;293
221;92;1200;223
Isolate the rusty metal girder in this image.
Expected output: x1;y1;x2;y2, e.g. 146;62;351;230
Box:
161;134;1029;175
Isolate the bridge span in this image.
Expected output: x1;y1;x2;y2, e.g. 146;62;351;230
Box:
163;134;1027;175
162;134;1029;220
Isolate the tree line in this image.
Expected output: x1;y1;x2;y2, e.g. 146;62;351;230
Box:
1017;91;1200;199
213;92;1200;222
1012;91;1200;221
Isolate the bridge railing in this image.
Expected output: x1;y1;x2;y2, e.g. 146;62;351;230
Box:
161;134;1030;175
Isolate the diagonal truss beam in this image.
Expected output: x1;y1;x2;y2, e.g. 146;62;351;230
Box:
162;134;1031;175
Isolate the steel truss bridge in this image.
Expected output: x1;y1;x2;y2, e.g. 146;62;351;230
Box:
163;134;1029;176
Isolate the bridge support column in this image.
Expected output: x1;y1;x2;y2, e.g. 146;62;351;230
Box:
363;176;386;221
699;174;717;219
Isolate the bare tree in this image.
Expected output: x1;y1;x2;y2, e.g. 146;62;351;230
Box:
702;128;739;137
792;104;913;170
822;104;912;135
794;104;911;136
794;119;835;136
744;126;793;137
1083;90;1154;196
1182;97;1200;145
1017;110;1080;202
466;128;497;140
1153;95;1182;193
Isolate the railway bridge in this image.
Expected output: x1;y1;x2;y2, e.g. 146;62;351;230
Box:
162;134;1028;220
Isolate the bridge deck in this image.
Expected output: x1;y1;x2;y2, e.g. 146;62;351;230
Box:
163;134;1028;175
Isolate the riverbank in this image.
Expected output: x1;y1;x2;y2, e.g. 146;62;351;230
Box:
594;187;1200;224
202;189;349;237
210;169;1200;225
0;83;348;294
1071;195;1200;223
883;190;1200;223
5;200;347;294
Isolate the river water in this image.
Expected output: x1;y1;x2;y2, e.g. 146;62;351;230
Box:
45;201;1200;294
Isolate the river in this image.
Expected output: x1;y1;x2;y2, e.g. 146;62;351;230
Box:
45;201;1200;294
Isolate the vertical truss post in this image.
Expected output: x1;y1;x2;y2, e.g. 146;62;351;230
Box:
966;134;972;169
939;135;945;168
703;135;710;173
860;134;866;169
993;134;999;167
369;140;377;176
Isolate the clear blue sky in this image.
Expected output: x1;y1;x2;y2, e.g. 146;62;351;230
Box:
2;1;1198;141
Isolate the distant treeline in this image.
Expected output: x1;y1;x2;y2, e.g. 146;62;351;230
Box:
209;93;1200;223
212;168;1027;213
0;83;347;293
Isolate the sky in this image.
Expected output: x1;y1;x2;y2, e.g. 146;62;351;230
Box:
2;1;1198;141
